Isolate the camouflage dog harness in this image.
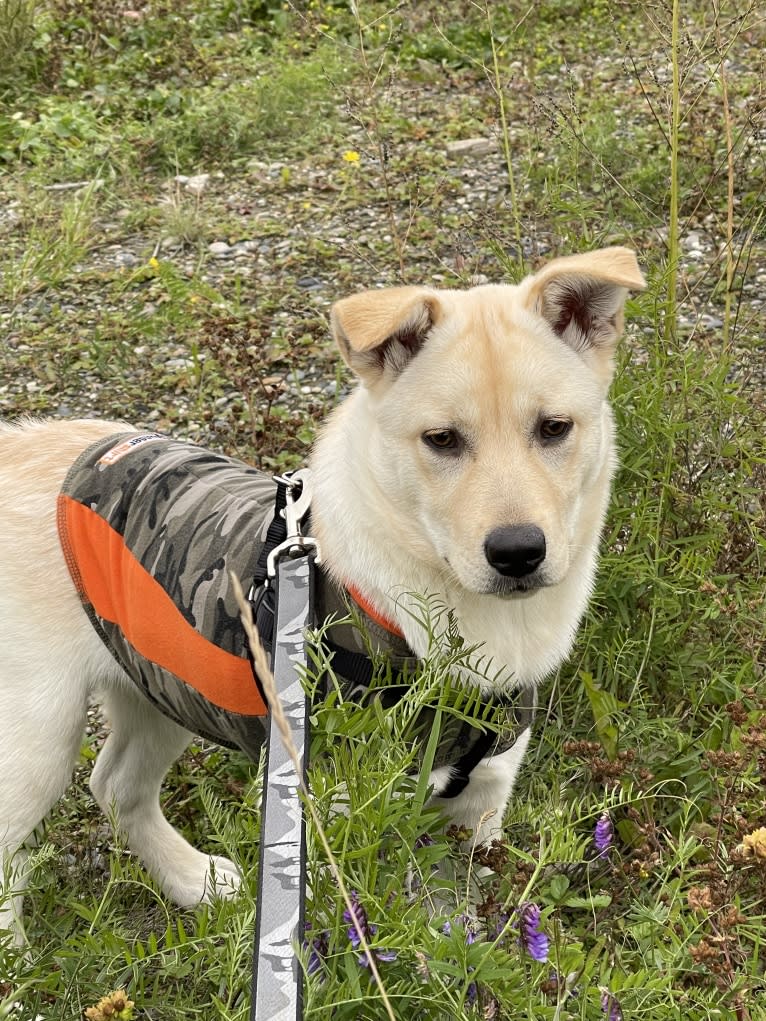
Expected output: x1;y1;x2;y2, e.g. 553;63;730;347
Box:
57;431;534;787
57;432;275;759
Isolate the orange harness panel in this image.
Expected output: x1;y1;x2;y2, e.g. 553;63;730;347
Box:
59;495;265;716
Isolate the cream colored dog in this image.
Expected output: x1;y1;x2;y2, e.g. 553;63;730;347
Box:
0;247;644;939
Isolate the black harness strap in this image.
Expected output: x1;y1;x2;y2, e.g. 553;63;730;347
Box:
250;476;291;660
322;639;376;691
438;699;526;799
252;477;289;589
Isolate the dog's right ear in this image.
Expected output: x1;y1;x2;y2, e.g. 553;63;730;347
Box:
331;286;441;386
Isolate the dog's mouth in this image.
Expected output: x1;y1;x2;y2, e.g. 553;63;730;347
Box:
443;556;550;598
486;576;546;598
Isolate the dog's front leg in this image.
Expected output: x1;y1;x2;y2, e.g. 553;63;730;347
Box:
431;728;532;846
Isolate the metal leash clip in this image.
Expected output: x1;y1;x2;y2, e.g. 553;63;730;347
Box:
266;468;321;578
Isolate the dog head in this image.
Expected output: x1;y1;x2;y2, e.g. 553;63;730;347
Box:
329;247;645;598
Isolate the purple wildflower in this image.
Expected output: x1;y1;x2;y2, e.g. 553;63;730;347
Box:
466;979;478;1006
343;890;373;949
594;811;614;859
414;832;435;849
600;989;624;1020
303;922;329;976
342;891;397;968
517;902;549;963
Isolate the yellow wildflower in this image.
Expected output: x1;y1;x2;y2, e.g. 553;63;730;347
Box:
148;256;159;270
342;150;361;163
741;827;766;860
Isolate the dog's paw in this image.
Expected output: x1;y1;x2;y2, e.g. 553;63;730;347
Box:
203;854;242;903
161;850;242;907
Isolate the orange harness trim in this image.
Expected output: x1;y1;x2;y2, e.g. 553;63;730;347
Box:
58;494;268;718
345;582;405;639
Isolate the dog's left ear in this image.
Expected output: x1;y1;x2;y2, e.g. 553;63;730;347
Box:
331;286;441;386
524;246;646;382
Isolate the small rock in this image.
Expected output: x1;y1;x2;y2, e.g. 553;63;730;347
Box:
700;315;723;329
0;207;21;234
43;178;104;192
682;231;702;251
115;251;139;268
296;276;322;290
184;173;211;196
209;241;232;257
446;137;497;157
231;240;259;257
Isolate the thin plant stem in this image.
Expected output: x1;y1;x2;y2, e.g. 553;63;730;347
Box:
715;0;736;349
484;1;524;270
666;0;681;348
350;0;407;281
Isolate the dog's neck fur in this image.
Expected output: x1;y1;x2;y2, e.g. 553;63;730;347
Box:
310;390;613;693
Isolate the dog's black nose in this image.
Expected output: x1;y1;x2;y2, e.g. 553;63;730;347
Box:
484;524;546;578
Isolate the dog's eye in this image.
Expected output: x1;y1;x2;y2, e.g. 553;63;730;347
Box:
422;429;462;453
539;419;572;442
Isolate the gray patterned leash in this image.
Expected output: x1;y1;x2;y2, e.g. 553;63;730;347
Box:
251;473;319;1021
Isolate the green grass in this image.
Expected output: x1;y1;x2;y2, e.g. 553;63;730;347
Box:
1;0;765;1018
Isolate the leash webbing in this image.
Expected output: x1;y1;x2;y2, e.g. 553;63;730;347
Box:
251;552;314;1021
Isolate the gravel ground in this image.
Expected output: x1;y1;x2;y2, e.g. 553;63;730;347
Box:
1;41;764;452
